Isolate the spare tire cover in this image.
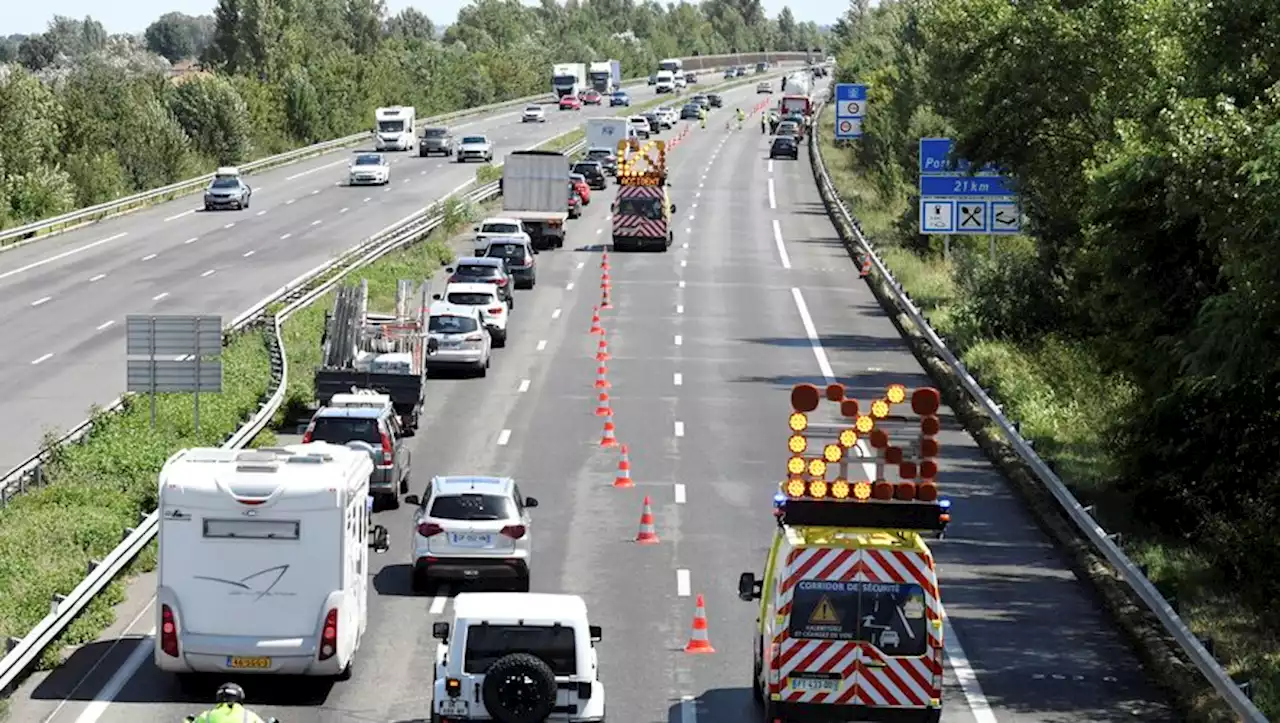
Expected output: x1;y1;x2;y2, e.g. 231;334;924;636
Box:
481;652;558;723
345;440;378;465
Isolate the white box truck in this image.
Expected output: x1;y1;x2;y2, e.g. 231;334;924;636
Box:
551;63;587;98
154;444;390;684
588;59;622;93
586;118;635;152
501;150;570;249
374;106;416;151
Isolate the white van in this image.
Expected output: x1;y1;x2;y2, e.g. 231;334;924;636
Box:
655;71;675;94
154;443;387;684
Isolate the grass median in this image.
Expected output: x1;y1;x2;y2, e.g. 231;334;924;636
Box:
814;103;1262;720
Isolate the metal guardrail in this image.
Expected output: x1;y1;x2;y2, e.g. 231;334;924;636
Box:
0;51;810;248
805;89;1266;721
0;138;586;694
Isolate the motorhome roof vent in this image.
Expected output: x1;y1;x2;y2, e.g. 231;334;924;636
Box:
235;463;280;474
286;454;333;464
235;450;282;464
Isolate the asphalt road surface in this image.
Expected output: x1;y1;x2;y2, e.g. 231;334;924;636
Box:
7;81;1177;723
0;71;742;474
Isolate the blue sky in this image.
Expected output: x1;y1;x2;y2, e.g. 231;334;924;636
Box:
4;0;839;37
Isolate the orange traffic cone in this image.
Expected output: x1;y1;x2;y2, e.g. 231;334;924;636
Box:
601;251;610;270
595;389;612;417
684;594;715;653
600;286;613;310
595;335;611;361
614;445;634;488
599;413;618;447
589;306;603;334
635;495;659;543
594;362;611;388
601;270;611;289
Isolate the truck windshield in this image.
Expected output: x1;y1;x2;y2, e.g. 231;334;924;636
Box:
464;624;577;675
787;580;928;657
309;416;381;444
616;197;664;220
378;120;405;132
553;75;577;85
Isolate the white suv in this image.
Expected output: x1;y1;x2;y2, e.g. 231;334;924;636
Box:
431;593;606;722
436;283;510;347
405;476;537;593
425;302;491;377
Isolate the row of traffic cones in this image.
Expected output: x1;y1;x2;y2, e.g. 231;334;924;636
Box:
588;249;714;654
669;124;691;149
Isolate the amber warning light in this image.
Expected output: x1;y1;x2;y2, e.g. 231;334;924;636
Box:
776;382;950;532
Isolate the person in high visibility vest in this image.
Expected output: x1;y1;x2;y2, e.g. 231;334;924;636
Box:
761;112;768;133
186;683;268;723
698;106;707;129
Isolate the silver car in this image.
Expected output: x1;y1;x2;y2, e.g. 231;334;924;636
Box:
404;475;537;593
425;301;491;376
457;135;494;163
348;153;390;185
203;176;251;210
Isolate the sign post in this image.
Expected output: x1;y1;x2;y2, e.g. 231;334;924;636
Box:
834;83;867;140
126;315;224;429
917;138;1021;260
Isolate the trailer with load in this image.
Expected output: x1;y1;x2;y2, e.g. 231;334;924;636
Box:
611;139;675;252
501;150;571;249
314;280;430;432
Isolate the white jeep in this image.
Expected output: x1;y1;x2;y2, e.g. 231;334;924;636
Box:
432;592;606;722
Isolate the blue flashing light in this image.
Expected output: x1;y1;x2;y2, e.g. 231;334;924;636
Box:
773;492;787;508
938;498;952;510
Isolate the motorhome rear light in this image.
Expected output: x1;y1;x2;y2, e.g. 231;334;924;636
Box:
500;525;527;539
488;307;504;315
380;432;394;465
418;523;444;537
160;604;179;658
318;608;338;661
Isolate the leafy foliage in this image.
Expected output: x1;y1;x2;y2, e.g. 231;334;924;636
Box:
0;1;822;229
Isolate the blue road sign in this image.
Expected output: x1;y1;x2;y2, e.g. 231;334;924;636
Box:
920;174;1017;197
835;83;867;140
918;136;1021;235
918;138;1001;174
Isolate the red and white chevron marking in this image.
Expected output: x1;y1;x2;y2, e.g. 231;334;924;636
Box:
612;214;667;237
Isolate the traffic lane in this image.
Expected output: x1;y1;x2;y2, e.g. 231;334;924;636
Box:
16;206;600;723
772;148;1176;719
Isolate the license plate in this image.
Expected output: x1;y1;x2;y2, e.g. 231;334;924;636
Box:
440;340;462;348
438;698;468;716
788;677;841;692
227;656;271;670
449;533;492;547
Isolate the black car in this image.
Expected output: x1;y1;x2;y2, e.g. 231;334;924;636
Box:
643;113;663;134
446;257;516;308
573;160;608;190
480;239;538;289
680;103;702;120
585;147;617;174
770;136;799;160
707;93;723;108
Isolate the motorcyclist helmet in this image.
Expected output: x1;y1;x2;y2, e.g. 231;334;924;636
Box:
215;682;245;705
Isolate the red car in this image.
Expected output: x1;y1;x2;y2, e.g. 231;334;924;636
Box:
567;185;582;218
579;90;602;105
559;95;582;110
570;174;591;205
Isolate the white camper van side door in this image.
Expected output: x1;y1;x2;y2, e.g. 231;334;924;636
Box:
349;498;369;636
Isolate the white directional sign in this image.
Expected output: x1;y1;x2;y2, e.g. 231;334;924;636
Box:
841;100;863;116
835;84;867;140
920;200;953;233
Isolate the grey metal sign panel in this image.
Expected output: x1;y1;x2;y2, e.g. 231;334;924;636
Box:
126;359;224;393
126;315;223;356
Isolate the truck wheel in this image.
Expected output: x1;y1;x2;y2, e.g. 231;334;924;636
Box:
481;653;557;723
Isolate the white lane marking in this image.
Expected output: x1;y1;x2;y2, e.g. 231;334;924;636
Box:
429;589;450;615
790;285;997;719
89;274;105;282
674;421;684;437
681;242;689;249
0;232;127;282
596;228;602;235
340;207;349;213
420;170;427;175
673;372;683;386
141;254;156;261
164;209;194;222
286;199;296;205
674;334;682;346
692;202;698;208
70;624;157;723
364;197;372;203
685;226;692;233
30;296;51;307
680;259;687;267
518;379;531;393
773;219;791;269
577;261;585;269
153;292;169;301
223;223;235;229
678;280;685;288
566;282;574;290
536;339;547;351
497;429;512;446
310;189;320;196
768;178;777;209
674;483;687;504
184;236;198;244
280;233;291;240
96;320;114;331
676;304;684;314
311;220;322;226
256;210;266;216
286;158;348;180
676;569;691;597
243;250;255;257
551;308;562;319
31;353;52;365
680;695;696;723
201;269;216;277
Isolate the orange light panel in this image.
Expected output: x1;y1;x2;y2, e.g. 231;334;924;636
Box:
788;434;807;454
839;429;858;448
920;415;941;436
885;446;903;465
853;481;872;500
789;412;808;432
911;387;941;415
894;482;917;501
920;459;939;479
871;399;890;419
790;384;821;413
920;438;940;458
823;444;843;463
785;478;806;497
870;428;889;449
832;479;850;498
809;480;828;498
886;384;906;404
787;456;806;475
917;482;938;502
825;383;846;401
871;480;894;500
807;458;827;477
855;415;874;433
840;399;859;418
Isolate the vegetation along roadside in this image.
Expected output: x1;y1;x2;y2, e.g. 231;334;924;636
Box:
823;0;1280;719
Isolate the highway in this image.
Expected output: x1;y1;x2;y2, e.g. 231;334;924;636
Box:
0;73;699;474
8;80;1178;723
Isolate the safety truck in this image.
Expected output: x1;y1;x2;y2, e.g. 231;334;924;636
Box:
374;106;416;151
551;63;588;98
501;150;570;249
738;382;950;723
588;59;622;93
611;139;675;252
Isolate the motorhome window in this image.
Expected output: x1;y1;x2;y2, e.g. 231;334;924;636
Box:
616;198;664;220
378;119;405;132
787;580;928;657
203;518;300;540
429;315;479;334
481;223;520;234
309;417;381;444
447;292;496;306
429;493;513;521
463;624;577;675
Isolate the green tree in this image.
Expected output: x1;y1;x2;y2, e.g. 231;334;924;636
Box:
167;75;254;164
146;12;215;62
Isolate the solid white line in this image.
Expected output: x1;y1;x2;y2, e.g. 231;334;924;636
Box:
281;233;292;240
676;569;691;597
223;223;235;229
31;353;52;365
680;695;696;723
497;429;512;446
71;626;156;723
674;334;682;346
0;232;127;282
518;379;531;393
429;589;450;615
551;308;562;319
201;269;216;277
31;296;50;307
773;219;791;269
790;288;834;380
943;616;998;722
674;421;684;437
536;339;547;351
184;236;198;244
566;282;574;290
768;178;777;209
89;274;105;282
363;197;372;203
153;292;169;301
286;199;296;205
673;372;682;386
164;209;194;222
768;159;774;173
96;320;114;331
311;189;320;195
286;158;348;180
674;483;686;504
682;242;689;249
141;254;156;261
243;250;255;257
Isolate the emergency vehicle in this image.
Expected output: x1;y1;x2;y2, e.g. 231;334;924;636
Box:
611;139;675;252
738;382;950;722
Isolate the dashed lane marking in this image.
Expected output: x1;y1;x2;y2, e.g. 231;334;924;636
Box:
243;250;255;257
518;379;531;393
552;308;562;319
536;339;547;351
768;177;777;209
674;334;682;346
497;429;512;446
89;274;105;282
429;587;450;614
201;269;216;277
674;421;684;437
674;483;686;504
773;219;791;269
164;209;194;222
141;254;156;261
152;292;169;301
31;353;52;365
673;372;683;386
676;569;691;596
96;320;114;331
184;237;197;244
31;296;50;307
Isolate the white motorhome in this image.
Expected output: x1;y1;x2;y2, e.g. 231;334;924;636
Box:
154;444;388;684
658;57;684;74
375;106;416;151
654;70;676;94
